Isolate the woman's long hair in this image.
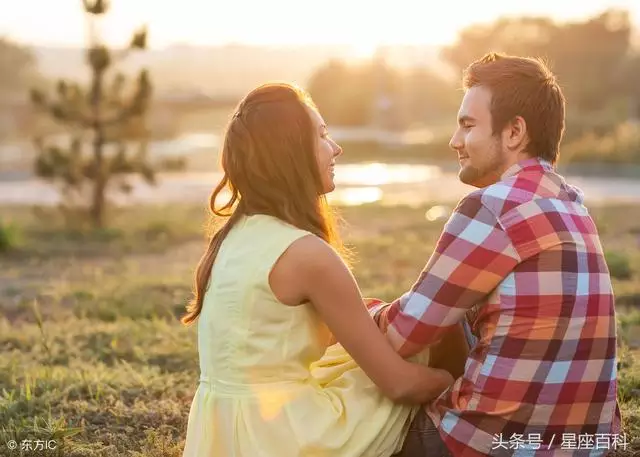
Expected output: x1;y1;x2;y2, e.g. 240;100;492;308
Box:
181;83;344;325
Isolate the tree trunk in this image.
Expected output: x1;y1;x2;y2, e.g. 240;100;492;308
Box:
90;138;106;228
90;61;106;228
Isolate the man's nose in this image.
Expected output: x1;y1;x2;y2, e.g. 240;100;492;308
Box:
449;131;462;151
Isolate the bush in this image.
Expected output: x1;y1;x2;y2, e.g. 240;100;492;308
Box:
338;136;452;163
562;122;640;164
605;250;633;280
0;220;22;253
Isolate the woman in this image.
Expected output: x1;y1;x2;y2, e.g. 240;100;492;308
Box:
181;83;453;457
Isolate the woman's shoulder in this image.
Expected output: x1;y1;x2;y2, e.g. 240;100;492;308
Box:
237;214;324;265
279;233;343;279
241;215;336;267
246;213;313;238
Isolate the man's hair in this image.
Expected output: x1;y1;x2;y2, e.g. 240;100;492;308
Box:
463;52;566;164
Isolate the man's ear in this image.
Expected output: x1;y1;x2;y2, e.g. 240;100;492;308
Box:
503;115;528;152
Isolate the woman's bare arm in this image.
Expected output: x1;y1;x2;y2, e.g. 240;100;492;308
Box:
281;235;453;404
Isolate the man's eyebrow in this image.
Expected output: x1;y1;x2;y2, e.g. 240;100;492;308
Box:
458;115;476;125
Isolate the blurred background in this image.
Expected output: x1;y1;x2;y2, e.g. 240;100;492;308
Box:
1;0;640;207
0;1;639;456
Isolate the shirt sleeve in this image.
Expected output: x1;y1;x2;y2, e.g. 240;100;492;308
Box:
365;298;389;324
374;192;521;357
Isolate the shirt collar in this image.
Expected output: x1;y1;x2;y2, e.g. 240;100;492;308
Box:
501;157;554;180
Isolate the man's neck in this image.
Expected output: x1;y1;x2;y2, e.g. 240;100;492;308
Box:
502;152;535;174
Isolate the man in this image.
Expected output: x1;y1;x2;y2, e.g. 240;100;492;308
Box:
370;52;622;456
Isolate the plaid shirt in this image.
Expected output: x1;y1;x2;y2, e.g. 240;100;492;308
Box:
369;158;622;456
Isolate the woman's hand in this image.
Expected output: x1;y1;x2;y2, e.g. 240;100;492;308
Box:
392;365;454;404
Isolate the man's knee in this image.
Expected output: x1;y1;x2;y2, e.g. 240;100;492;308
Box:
392;410;451;457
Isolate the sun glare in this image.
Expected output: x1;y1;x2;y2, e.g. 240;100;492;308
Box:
350;41;378;60
3;1;639;50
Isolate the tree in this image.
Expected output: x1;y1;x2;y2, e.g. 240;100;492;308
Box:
440;17;555;74
441;9;634;115
619;53;640;119
398;66;459;126
307;59;377;126
30;0;157;228
306;56;457;129
549;10;632;112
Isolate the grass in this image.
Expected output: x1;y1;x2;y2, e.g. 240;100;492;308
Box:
0;202;639;455
0;220;22;253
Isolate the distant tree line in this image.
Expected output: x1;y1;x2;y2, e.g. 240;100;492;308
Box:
442;9;640;139
0;38;38;102
306;56;459;131
2;7;639;150
307;9;640;139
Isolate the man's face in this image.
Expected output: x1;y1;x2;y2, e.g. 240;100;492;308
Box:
449;86;508;188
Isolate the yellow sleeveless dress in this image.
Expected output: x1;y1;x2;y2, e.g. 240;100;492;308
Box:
182;214;427;457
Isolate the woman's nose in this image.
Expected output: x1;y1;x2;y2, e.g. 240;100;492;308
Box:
334;142;343;157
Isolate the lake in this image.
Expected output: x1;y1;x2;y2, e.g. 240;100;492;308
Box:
1;161;640;209
1;131;639;208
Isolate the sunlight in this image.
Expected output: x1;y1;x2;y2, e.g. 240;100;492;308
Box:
3;1;639;49
334;163;442;186
349;41;378;60
425;205;451;222
328;187;383;206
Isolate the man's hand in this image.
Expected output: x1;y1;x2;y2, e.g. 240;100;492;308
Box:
427;322;469;379
366;297;469;379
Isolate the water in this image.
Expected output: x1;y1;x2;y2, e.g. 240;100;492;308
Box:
0;132;220;165
1;162;639;208
1;131;640;207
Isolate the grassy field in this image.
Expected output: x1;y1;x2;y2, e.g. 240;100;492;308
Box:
0;202;639;456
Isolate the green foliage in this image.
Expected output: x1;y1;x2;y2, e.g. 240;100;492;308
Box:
29;1;171;229
307;58;458;129
0;220;22;253
606;250;634;280
307;9;640;159
563;122;640;164
441;9;636;115
335;136;453;163
83;0;110;15
0;203;204;260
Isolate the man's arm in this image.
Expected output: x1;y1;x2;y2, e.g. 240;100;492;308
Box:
373;192;520;358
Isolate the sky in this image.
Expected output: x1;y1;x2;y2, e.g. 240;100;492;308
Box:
0;0;639;53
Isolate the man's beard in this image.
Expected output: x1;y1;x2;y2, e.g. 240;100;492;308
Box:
458;140;504;188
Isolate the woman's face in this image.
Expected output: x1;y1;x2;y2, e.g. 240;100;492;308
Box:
307;106;343;194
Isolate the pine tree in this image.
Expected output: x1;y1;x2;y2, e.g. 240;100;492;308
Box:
30;0;157;228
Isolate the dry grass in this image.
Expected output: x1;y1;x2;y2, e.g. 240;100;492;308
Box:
0;202;639;455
